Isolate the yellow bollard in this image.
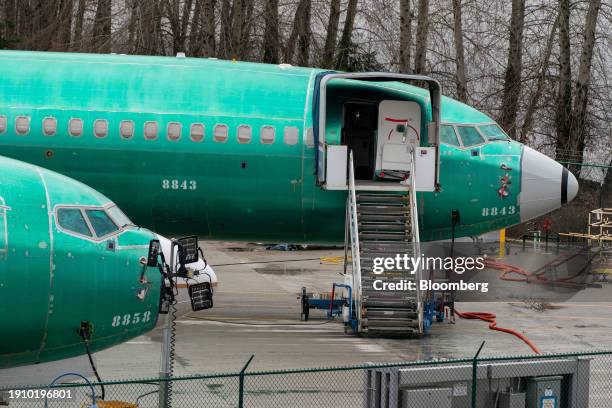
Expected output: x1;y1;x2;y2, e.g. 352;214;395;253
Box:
499;228;506;258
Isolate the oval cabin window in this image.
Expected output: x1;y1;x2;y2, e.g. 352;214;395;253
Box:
43;117;57;136
144;121;158;140
284;126;299;146
260;126;275;144
0;116;6;134
167;122;182;141
94;119;108;138
16;116;30;135
237;125;252;144
68;118;82;137
120;120;135;139
214;124;228;143
190;123;204;142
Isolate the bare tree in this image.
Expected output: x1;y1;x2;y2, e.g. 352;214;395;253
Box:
133;0;163;55
568;0;602;160
165;0;194;54
520;13;558;142
451;0;467;102
240;0;255;59
190;0;216;57
296;0;311;66
229;0;254;59
219;0;231;58
262;0;279;63
498;0;525;138
284;0;310;65
73;0;87;50
56;0;73;50
554;0;572;157
414;0;428;73
322;0;341;69
335;0;358;70
202;0;216;56
399;0;412;74
92;0;112;52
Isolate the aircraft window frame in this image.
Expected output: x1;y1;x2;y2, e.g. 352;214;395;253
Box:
120;120;135;139
106;204;134;228
42;117;57;136
94;119;109;138
68;118;83;137
85;209;120;238
144;121;158;140
56;205;128;241
56;207;94;238
260;125;275;144
237;124;252;144
0;115;6;134
213;124;228;143
167;122;182;141
478;123;510;141
439;124;461;147
15;116;31;136
455;124;486;148
284;126;299;146
190;123;205;142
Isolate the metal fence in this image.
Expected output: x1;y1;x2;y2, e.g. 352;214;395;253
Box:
2;349;612;407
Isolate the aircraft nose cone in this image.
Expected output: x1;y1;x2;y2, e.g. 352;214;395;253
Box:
519;146;579;222
564;168;579;204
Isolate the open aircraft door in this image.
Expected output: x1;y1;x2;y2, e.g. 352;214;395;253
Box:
313;72;442;191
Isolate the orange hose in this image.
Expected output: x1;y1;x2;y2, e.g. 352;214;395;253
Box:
454;309;541;354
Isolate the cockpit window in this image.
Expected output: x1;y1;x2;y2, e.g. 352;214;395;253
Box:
456;126;485;147
57;208;93;237
107;205;133;228
478;124;510;141
440;125;461;146
86;209;119;237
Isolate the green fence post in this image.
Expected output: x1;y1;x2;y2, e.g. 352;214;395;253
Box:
238;354;255;408
471;341;485;408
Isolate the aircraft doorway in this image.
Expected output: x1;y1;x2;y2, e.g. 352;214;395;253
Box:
342;103;378;180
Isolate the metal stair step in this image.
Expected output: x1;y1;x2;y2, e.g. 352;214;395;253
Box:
360;241;413;249
358;214;410;222
357;206;409;215
358;222;407;232
360;235;409;243
356;193;408;202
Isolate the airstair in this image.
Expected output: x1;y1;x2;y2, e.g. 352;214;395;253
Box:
346;150;423;336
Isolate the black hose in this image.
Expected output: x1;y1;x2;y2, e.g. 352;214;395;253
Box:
81;336;105;401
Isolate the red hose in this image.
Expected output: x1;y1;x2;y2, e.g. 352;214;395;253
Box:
454;309;541;354
450;250;588;355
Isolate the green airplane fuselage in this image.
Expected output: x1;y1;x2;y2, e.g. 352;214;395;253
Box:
0;156;161;368
0;51;531;243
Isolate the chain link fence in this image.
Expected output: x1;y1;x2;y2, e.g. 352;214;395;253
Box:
1;349;612;407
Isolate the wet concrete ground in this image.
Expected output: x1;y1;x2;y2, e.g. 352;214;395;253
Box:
92;240;612;379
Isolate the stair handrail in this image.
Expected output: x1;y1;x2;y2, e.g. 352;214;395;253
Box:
408;145;423;332
347;150;362;329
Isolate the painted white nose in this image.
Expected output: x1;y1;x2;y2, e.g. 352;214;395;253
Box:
519;146;579;222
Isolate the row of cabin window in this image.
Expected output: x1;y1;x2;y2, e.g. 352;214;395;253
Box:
0;115;302;146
